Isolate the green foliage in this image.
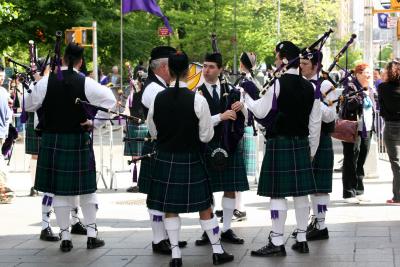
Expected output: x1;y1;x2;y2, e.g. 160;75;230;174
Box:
0;0;340;74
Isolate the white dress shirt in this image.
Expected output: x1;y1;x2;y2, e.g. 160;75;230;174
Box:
147;81;214;143
310;74;337;123
203;80;222;126
244;68;321;157
141;74;166;109
24;67;117;128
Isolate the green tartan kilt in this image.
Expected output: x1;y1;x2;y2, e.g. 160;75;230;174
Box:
34;132;97;196
258;137;316;198
146;151;213;214
312;134;334;193
123;123;148;156
243;126;257;177
205;139;249;193
138;139;156;194
25;113;40;155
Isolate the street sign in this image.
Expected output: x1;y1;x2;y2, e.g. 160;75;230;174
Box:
378;13;389;28
158;26;170;37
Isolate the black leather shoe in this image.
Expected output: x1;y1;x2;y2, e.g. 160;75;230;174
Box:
40;227;60;242
215;210;223;218
60;240;73;252
29;187;38;197
87;237;105;249
307;227;329;241
221;229;244;244
152;239;171;254
251;240;286;257
233;209;247;221
195;231;210;246
169;258;182;267
166;239;187;248
126;186;139;193
71;222;87;235
212;250;234;265
291;241;309;253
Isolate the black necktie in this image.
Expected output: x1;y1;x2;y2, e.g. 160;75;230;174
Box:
212;84;219;106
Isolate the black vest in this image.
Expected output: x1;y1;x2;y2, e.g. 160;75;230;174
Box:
270;74;314;137
129;90;146;122
41;71;88;133
153;87;200;153
197;83;227;143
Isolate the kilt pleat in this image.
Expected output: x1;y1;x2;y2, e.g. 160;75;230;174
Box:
25;113;40;155
146;151;212;213
243;126;257;177
123;123;148;156
34;132;97;196
205;139;249;192
138;139;156;194
312;134;334;193
258;137;316;198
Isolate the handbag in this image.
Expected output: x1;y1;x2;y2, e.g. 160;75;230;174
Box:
208;147;229;172
331;119;358;143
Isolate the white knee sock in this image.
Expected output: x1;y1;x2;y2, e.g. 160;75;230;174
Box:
41;193;54;230
81;204;97;238
54;206;71;240
235;192;243;210
164;217;181;259
270;198;288;246
149;209;167;244
222;197;235;232
311;194;329;230
293;196;310;242
70;207;80;225
200;216;224;254
30;159;37;187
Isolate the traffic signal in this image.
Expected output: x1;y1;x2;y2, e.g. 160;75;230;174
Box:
65;29;82;44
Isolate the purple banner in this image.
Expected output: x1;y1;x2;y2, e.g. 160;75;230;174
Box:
122;0;173;33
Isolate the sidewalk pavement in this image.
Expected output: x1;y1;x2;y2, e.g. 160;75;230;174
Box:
1;136;399;267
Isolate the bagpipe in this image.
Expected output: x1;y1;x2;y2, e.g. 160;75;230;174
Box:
319;34;359;106
75;98;149;183
240;29;334;135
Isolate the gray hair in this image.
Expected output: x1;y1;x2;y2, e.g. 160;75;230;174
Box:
150;58;168;71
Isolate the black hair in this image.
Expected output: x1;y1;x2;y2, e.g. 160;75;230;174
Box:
240;52;254;77
168;51;189;96
63;43;84;73
301;48;323;70
204;52;223;68
275;41;300;68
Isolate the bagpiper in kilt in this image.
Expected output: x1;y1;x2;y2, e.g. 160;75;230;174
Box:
25;70;87;242
195;52;248;247
28;43;116;252
301;49;337;241
244;41;322;257
138;45;190;256
124;80;148;193
146;49;234;266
